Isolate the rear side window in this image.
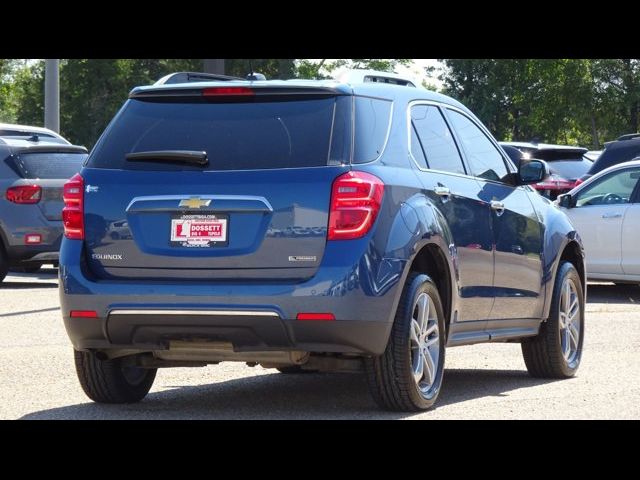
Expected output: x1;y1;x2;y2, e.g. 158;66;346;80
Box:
411;105;465;175
88;96;351;171
446;109;509;182
353;96;392;163
12;152;86;179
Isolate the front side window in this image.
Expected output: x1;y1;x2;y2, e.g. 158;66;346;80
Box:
575;168;640;207
410;105;465;175
446;109;509;182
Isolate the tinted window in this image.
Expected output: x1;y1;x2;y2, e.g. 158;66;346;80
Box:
447;110;509;182
575;168;640;207
589;140;640;175
353;96;392;163
411;105;465;175
410;123;428;168
13;152;86;179
88;97;350;171
547;159;592;180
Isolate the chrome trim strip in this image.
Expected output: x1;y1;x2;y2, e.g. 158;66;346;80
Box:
109;309;280;317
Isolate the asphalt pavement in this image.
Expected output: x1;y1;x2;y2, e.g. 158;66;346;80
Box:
1;267;639;419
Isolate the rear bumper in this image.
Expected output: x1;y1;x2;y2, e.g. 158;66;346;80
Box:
59;239;406;356
63;309;390;355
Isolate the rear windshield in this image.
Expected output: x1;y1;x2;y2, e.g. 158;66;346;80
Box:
590;141;640;174
529;150;587;162
13;152;86;179
547;159;591;180
87;96;352;171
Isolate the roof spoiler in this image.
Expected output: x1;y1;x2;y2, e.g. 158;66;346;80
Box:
12;144;88;154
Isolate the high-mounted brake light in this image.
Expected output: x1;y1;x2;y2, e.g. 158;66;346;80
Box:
202;87;254;97
328;171;384;240
6;185;41;204
62;173;84;240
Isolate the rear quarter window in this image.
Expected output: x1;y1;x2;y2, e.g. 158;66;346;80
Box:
353;96;393;164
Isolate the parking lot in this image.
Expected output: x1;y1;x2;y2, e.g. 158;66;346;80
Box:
1;266;639;420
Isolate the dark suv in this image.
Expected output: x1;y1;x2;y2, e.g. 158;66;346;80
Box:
0;136;87;281
59;74;586;411
579;135;640;184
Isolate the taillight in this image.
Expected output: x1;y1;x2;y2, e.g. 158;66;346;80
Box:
574;178;584;187
6;185;41;204
328;171;384;240
62;173;84;240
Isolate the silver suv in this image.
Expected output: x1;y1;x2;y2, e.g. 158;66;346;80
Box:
0;129;87;281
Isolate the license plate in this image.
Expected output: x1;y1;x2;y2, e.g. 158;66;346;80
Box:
170;214;228;247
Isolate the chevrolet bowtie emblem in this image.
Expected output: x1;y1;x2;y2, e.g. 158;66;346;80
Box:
179;197;211;209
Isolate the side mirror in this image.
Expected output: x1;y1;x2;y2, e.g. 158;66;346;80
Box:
557;193;574;209
518;158;549;185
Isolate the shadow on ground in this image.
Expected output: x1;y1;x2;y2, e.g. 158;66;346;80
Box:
587;283;640;304
20;368;558;420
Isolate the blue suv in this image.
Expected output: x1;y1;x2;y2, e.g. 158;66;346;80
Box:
60;73;586;411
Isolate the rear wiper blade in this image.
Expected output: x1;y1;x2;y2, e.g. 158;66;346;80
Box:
125;150;208;166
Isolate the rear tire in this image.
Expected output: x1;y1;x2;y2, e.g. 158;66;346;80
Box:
0;247;8;283
365;273;446;411
522;261;584;378
74;350;157;403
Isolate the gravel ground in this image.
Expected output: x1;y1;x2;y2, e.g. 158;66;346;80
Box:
1;267;639;419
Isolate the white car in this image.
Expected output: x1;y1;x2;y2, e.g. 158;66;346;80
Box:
557;159;640;284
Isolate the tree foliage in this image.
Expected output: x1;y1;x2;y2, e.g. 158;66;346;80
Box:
1;59;637;150
440;59;640;148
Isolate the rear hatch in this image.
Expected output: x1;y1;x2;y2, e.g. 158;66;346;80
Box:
81;85;355;281
9;146;87;220
531;148;591;181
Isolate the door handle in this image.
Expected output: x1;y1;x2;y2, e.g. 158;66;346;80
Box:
490;200;505;215
434;186;451;197
602;213;622;219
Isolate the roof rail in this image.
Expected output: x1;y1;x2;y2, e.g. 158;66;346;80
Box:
334;69;417;88
155;71;245;85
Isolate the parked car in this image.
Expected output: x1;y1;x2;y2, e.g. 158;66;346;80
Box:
557;159;640;285
500;142;591;200
0;122;71;145
579;135;640;185
0;134;87;281
60;71;586;411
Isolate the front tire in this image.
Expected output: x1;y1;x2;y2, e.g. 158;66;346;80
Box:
365;273;446;411
522;261;585;378
74;350;157;403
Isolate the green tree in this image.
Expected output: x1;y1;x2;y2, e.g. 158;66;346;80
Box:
295;59;412;79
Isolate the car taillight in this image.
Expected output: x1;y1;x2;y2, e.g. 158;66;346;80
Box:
328;171;384;240
6;185;41;204
574;178;584;187
62;173;84;240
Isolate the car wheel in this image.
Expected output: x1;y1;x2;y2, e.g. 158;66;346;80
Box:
522;261;584;378
365;273;446;411
0;247;8;283
74;350;157;403
276;366;318;374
